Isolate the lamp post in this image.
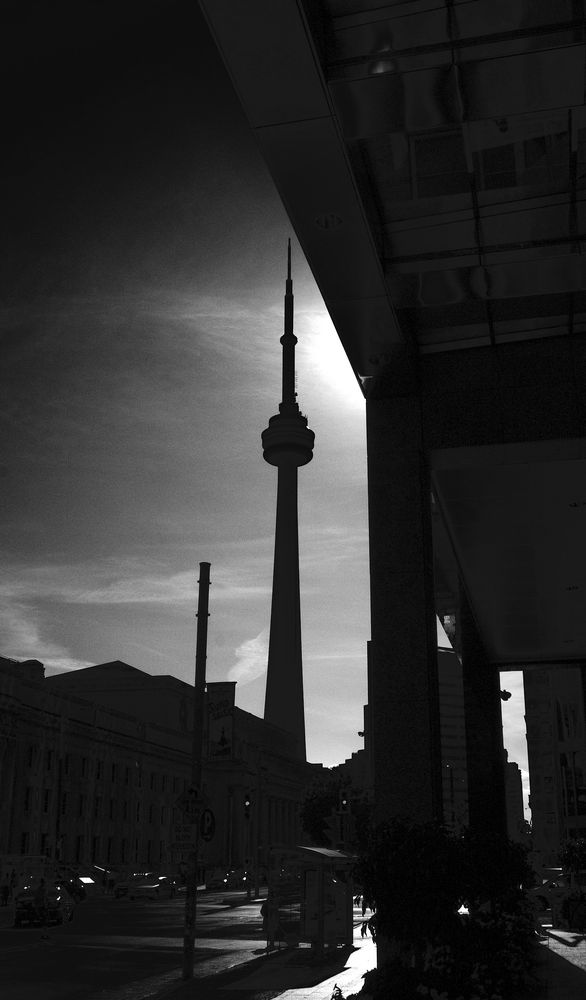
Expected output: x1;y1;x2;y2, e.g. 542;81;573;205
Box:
182;562;211;981
244;792;252;901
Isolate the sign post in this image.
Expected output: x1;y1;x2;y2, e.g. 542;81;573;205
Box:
182;562;211;980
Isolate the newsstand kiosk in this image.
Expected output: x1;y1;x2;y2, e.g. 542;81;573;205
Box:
265;845;355;954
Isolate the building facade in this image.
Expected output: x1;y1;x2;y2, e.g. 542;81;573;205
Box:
524;666;586;867
504;751;527;845
0;657;191;870
1;656;321;874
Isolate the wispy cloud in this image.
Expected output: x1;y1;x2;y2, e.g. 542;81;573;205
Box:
0;597;91;673
0;557;272;607
228;628;268;686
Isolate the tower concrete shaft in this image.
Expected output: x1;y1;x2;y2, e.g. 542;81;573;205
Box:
262;241;314;760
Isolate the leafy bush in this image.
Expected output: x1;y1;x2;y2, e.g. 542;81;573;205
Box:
352;818;539;1000
559;837;586;874
560;890;586;931
300;772;371;849
354;818;464;946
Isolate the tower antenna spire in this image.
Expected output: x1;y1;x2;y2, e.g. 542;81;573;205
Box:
281;238;296;406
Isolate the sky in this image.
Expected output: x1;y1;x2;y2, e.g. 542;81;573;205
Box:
1;1;529;801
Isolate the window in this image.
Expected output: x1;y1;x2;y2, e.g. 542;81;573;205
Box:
40;833;48;855
75;835;83;863
161;805;167;824
121;838;127;863
81;757;87;778
91;836;99;862
136;802;141;822
78;794;85;818
111;763;117;782
21;832;29;854
94;797;101;819
24;787;32;813
149;804;154;824
478;143;516;190
521;132;568;187
413;132;469;198
125;767;129;786
43;790;50;813
109;799;115;820
61;793;67;816
46;749;53;771
123;801;128;821
64;754;70;775
107;836;113;863
150;772;155;791
96;760;102;780
27;745;35;768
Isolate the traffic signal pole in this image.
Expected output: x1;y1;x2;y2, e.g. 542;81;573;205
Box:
182;562;211;980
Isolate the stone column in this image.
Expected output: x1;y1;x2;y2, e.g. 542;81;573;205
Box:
366;382;443;823
459;584;507;835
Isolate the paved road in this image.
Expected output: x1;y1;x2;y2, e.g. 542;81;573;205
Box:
0;891;271;1000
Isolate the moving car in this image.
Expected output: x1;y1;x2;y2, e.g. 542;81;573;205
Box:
14;880;75;928
114;872;176;900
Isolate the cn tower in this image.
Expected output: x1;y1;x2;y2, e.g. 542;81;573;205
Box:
262;241;314;761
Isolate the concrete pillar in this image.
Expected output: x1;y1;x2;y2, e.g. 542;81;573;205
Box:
366;389;443;823
459;584;507;836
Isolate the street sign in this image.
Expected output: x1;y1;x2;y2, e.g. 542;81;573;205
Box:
172;819;198;851
199;808;215;842
175;786;201;822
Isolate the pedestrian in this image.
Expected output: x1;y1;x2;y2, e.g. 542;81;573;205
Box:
367;913;377;942
360;919;368;938
260;900;268;935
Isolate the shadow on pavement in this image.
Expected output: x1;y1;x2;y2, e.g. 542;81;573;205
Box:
225;944;359;991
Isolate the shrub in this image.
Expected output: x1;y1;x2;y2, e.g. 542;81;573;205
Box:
352;819;539;1000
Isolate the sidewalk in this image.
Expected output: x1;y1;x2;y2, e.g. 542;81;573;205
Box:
528;932;586;1000
148;925;586;1000
150;931;375;1000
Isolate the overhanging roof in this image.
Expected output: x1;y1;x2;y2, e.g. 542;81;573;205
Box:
201;0;586;669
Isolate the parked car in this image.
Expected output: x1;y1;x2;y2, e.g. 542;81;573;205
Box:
14;880;75;928
205;868;229;890
222;869;246;890
531;871;586;911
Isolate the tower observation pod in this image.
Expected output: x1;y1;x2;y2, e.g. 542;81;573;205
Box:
262;241;314;760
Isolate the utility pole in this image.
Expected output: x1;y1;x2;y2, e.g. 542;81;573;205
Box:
182;561;211;980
